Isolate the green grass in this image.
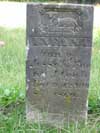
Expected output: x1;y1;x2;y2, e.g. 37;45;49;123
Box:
88;28;100;114
0;27;25;107
0;27;100;132
0;0;63;2
0;103;100;132
1;0;45;1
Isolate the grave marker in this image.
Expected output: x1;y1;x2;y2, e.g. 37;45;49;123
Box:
26;3;93;124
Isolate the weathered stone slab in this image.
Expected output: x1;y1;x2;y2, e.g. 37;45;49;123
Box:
26;3;93;125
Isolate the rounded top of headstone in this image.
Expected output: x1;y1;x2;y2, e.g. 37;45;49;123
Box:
27;3;94;8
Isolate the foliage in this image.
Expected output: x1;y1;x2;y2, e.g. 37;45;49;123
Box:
0;27;25;107
0;103;100;133
88;28;100;114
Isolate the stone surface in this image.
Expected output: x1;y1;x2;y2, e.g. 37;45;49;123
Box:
26;3;93;125
64;0;78;3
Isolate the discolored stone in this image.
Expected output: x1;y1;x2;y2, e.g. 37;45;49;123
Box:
26;3;93;125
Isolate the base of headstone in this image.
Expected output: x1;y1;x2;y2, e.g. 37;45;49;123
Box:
26;103;87;127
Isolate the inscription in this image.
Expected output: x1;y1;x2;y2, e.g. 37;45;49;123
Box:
30;81;89;89
27;66;89;78
27;59;91;69
29;37;92;47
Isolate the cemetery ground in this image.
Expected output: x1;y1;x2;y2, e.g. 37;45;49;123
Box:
0;27;100;132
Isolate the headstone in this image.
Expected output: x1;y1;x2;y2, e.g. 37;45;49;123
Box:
26;3;93;125
64;0;78;3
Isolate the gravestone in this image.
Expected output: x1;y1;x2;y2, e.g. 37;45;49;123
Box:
64;0;78;3
26;3;93;125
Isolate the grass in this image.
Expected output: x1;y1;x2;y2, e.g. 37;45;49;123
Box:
0;0;63;2
5;0;42;1
0;27;25;107
0;104;100;132
0;27;100;132
88;28;100;114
